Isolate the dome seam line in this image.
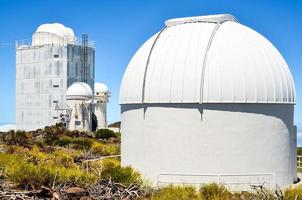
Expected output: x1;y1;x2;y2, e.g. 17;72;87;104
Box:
199;20;229;103
142;26;167;103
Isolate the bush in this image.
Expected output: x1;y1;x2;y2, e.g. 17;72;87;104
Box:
53;137;93;150
284;186;302;200
199;183;231;200
83;158;120;178
0;153;97;189
102;166;142;186
71;138;93;150
151;186;200;200
1;130;31;146
95;129;117;140
4;145;29;154
91;142;119;156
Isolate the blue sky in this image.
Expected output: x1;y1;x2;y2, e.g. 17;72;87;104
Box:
0;0;301;129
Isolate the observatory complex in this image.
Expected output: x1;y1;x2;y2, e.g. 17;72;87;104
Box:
16;23;110;131
120;14;297;189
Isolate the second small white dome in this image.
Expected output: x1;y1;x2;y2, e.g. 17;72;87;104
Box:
95;82;110;94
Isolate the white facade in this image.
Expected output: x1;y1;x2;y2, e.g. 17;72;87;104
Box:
120;14;296;189
16;23;95;131
94;83;110;129
66;82;93;131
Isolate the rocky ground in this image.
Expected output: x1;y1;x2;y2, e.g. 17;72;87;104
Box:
0;179;150;200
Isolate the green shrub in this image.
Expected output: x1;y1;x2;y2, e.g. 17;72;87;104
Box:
43;132;61;146
71;138;93;150
83;158;120;178
151;186;200;200
0;153;97;189
4;145;29;154
53;137;93;150
199;183;231;200
102;166;142;186
9;162;97;189
53;137;72;146
284;186;302;200
95;129;117;140
1;130;31;146
92;142;119;156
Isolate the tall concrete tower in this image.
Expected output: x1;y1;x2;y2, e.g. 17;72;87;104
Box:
94;82;110;129
16;23;95;131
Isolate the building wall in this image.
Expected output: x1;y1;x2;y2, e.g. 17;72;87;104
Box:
67;99;92;131
121;103;296;189
95;102;107;129
16;44;95;131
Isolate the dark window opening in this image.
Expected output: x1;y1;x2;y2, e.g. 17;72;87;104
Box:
53;116;59;119
53;85;59;88
53;100;58;103
96;92;99;95
53;54;59;58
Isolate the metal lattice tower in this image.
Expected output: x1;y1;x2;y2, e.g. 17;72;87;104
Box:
81;34;89;83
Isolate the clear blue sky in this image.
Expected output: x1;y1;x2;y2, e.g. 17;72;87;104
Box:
0;0;301;127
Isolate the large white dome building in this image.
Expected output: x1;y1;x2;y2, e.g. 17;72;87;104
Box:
120;14;296;189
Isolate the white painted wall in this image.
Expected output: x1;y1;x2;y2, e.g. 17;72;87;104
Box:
95;102;107;129
121;103;296;189
67;99;91;131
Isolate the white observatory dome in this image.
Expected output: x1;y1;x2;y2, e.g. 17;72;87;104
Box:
32;23;76;45
66;82;93;100
120;14;297;189
95;82;110;94
120;14;295;104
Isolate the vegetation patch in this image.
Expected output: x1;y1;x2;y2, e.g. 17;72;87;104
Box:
150;185;200;200
95;128;120;140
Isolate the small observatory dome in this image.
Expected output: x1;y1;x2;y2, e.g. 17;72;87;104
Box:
32;23;76;45
120;14;296;189
66;82;93;100
95;82;110;95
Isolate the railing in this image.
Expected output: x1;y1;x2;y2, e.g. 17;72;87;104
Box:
84;155;121;174
16;37;95;49
157;173;275;191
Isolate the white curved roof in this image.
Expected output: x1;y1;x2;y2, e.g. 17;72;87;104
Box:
95;82;110;94
33;23;75;45
120;14;295;105
67;82;93;100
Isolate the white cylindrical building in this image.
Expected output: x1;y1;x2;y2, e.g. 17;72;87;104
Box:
94;82;110;129
120;14;296;189
66;82;93;131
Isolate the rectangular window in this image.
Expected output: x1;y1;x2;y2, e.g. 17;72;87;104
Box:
53;100;58;103
53;54;59;58
53;85;59;88
53;116;59;119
